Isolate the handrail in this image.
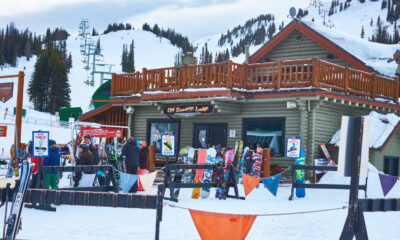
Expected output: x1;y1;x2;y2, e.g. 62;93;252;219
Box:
110;58;399;104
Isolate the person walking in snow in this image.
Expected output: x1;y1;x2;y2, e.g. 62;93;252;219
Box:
42;140;60;189
122;137;139;193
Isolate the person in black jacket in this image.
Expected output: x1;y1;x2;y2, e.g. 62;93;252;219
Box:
83;134;99;165
122;137;139;193
73;143;96;187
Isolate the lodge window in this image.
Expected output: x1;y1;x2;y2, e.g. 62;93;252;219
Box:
146;119;180;154
242;118;285;157
384;156;399;176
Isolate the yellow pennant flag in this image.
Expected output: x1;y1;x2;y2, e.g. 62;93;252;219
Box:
139;171;157;194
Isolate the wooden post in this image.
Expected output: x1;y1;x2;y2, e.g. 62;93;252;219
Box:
142;68;148;92
276;61;282;89
135;71;140;93
344;66;349;94
395;77;399;105
370;73;376;99
227;60;233;89
243;63;248;89
182;64;187;90
312;57;320;87
15;71;24;151
148;145;155;172
262;148;271;178
111;73;117;96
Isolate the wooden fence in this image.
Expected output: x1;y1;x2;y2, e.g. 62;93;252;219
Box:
110;58;399;104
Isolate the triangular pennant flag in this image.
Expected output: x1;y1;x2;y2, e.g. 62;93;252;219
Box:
139;171;157;194
242;173;260;197
261;173;281;196
119;172;139;193
189;209;257;240
378;173;398;197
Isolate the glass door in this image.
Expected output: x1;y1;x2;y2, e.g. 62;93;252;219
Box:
193;123;227;149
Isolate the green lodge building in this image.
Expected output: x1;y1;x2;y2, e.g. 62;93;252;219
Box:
80;20;400;176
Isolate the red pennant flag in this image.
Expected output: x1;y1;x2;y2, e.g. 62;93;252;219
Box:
242;173;260;196
189;209;257;240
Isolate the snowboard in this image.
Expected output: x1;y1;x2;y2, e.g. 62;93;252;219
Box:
173;147;189;199
235;141;244;170
183;147;195;183
239;147;249;175
215;146;225;199
191;149;207;199
295;149;306;198
200;148;217;199
5;161;33;240
252;147;263;178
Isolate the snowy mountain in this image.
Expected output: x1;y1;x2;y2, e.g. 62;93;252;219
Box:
194;0;400;66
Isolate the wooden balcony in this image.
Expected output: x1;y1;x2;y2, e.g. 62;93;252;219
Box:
110;58;399;104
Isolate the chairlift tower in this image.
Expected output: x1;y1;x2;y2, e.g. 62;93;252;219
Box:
79;19;91;56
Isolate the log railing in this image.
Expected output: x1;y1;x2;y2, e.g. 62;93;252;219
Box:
111;58;399;104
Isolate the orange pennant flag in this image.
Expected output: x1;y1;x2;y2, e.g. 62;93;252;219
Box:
189;209;257;240
242;173;260;197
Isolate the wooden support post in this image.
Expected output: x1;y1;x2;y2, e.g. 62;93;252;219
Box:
227;60;233;89
142;68;148;92
370;73;376;99
148;145;155;172
277;61;282;89
111;73;116;96
395;77;399;105
344;66;349;94
182;64;187;90
262;148;271;178
15;71;24;151
135;71;140;93
312;57;320;88
243;63;248;89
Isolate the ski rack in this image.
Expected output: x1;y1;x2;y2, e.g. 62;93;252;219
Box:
288;164;368;200
26;165;119;211
0;185;165;240
163;164;245;202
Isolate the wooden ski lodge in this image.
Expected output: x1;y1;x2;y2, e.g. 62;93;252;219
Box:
79;20;400;176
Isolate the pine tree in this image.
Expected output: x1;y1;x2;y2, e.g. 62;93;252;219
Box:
361;26;365;38
95;39;101;54
126;40;135;73
394;21;400;43
121;44;128;72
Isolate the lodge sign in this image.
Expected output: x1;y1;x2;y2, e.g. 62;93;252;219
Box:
163;104;213;115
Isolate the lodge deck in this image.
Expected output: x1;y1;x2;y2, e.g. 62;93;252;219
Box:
110;58;399;104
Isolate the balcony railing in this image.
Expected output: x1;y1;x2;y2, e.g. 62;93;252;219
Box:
110;58;399;104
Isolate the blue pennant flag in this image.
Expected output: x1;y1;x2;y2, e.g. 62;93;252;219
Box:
261;173;282;196
378;173;398;197
120;172;139;193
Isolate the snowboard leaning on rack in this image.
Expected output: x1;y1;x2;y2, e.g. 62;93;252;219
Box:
5;161;33;240
200;148;217;199
173;147;189;199
191;149;207;199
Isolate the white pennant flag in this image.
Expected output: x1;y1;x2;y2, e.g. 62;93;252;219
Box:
139;171;157;194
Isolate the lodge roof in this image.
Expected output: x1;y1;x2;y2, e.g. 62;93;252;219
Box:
250;20;398;77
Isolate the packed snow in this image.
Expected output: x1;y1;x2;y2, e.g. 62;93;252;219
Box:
329;111;400;149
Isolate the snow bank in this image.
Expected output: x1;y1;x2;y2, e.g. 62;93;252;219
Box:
329;111;400;149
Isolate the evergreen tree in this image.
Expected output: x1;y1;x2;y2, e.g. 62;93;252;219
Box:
382;0;388;9
92;28;98;36
95;39;101;54
121;44;128;72
361;26;365;38
394;21;400;43
126;40;135;73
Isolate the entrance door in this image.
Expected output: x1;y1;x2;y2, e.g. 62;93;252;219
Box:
193;123;227;148
384;156;399;176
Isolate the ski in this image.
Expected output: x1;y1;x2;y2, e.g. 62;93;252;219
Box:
5;161;32;240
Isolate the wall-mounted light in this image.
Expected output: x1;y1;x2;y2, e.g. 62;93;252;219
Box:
296;35;302;42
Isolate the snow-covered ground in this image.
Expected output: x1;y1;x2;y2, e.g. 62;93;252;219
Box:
0;163;396;240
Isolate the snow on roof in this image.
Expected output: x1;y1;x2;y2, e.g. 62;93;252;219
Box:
302;20;399;77
329;111;400;149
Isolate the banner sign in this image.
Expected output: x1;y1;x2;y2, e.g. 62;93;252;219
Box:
286;137;302;158
0;125;7;137
0;82;13;103
163;104;213;115
32;131;49;157
80;126;123;139
161;134;175;156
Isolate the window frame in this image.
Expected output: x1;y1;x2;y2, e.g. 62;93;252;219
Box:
242;117;286;157
146;118;181;155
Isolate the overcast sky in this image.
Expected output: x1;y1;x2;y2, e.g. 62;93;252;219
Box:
0;0;310;41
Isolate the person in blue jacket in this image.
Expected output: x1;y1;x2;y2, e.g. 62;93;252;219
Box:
42;139;60;189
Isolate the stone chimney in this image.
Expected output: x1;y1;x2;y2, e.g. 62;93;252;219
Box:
245;45;250;63
182;52;197;65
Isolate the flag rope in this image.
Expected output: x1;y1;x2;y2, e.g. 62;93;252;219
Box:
163;202;348;216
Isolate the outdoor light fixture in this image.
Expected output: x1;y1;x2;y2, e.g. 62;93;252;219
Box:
125;106;134;114
296;35;302;42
